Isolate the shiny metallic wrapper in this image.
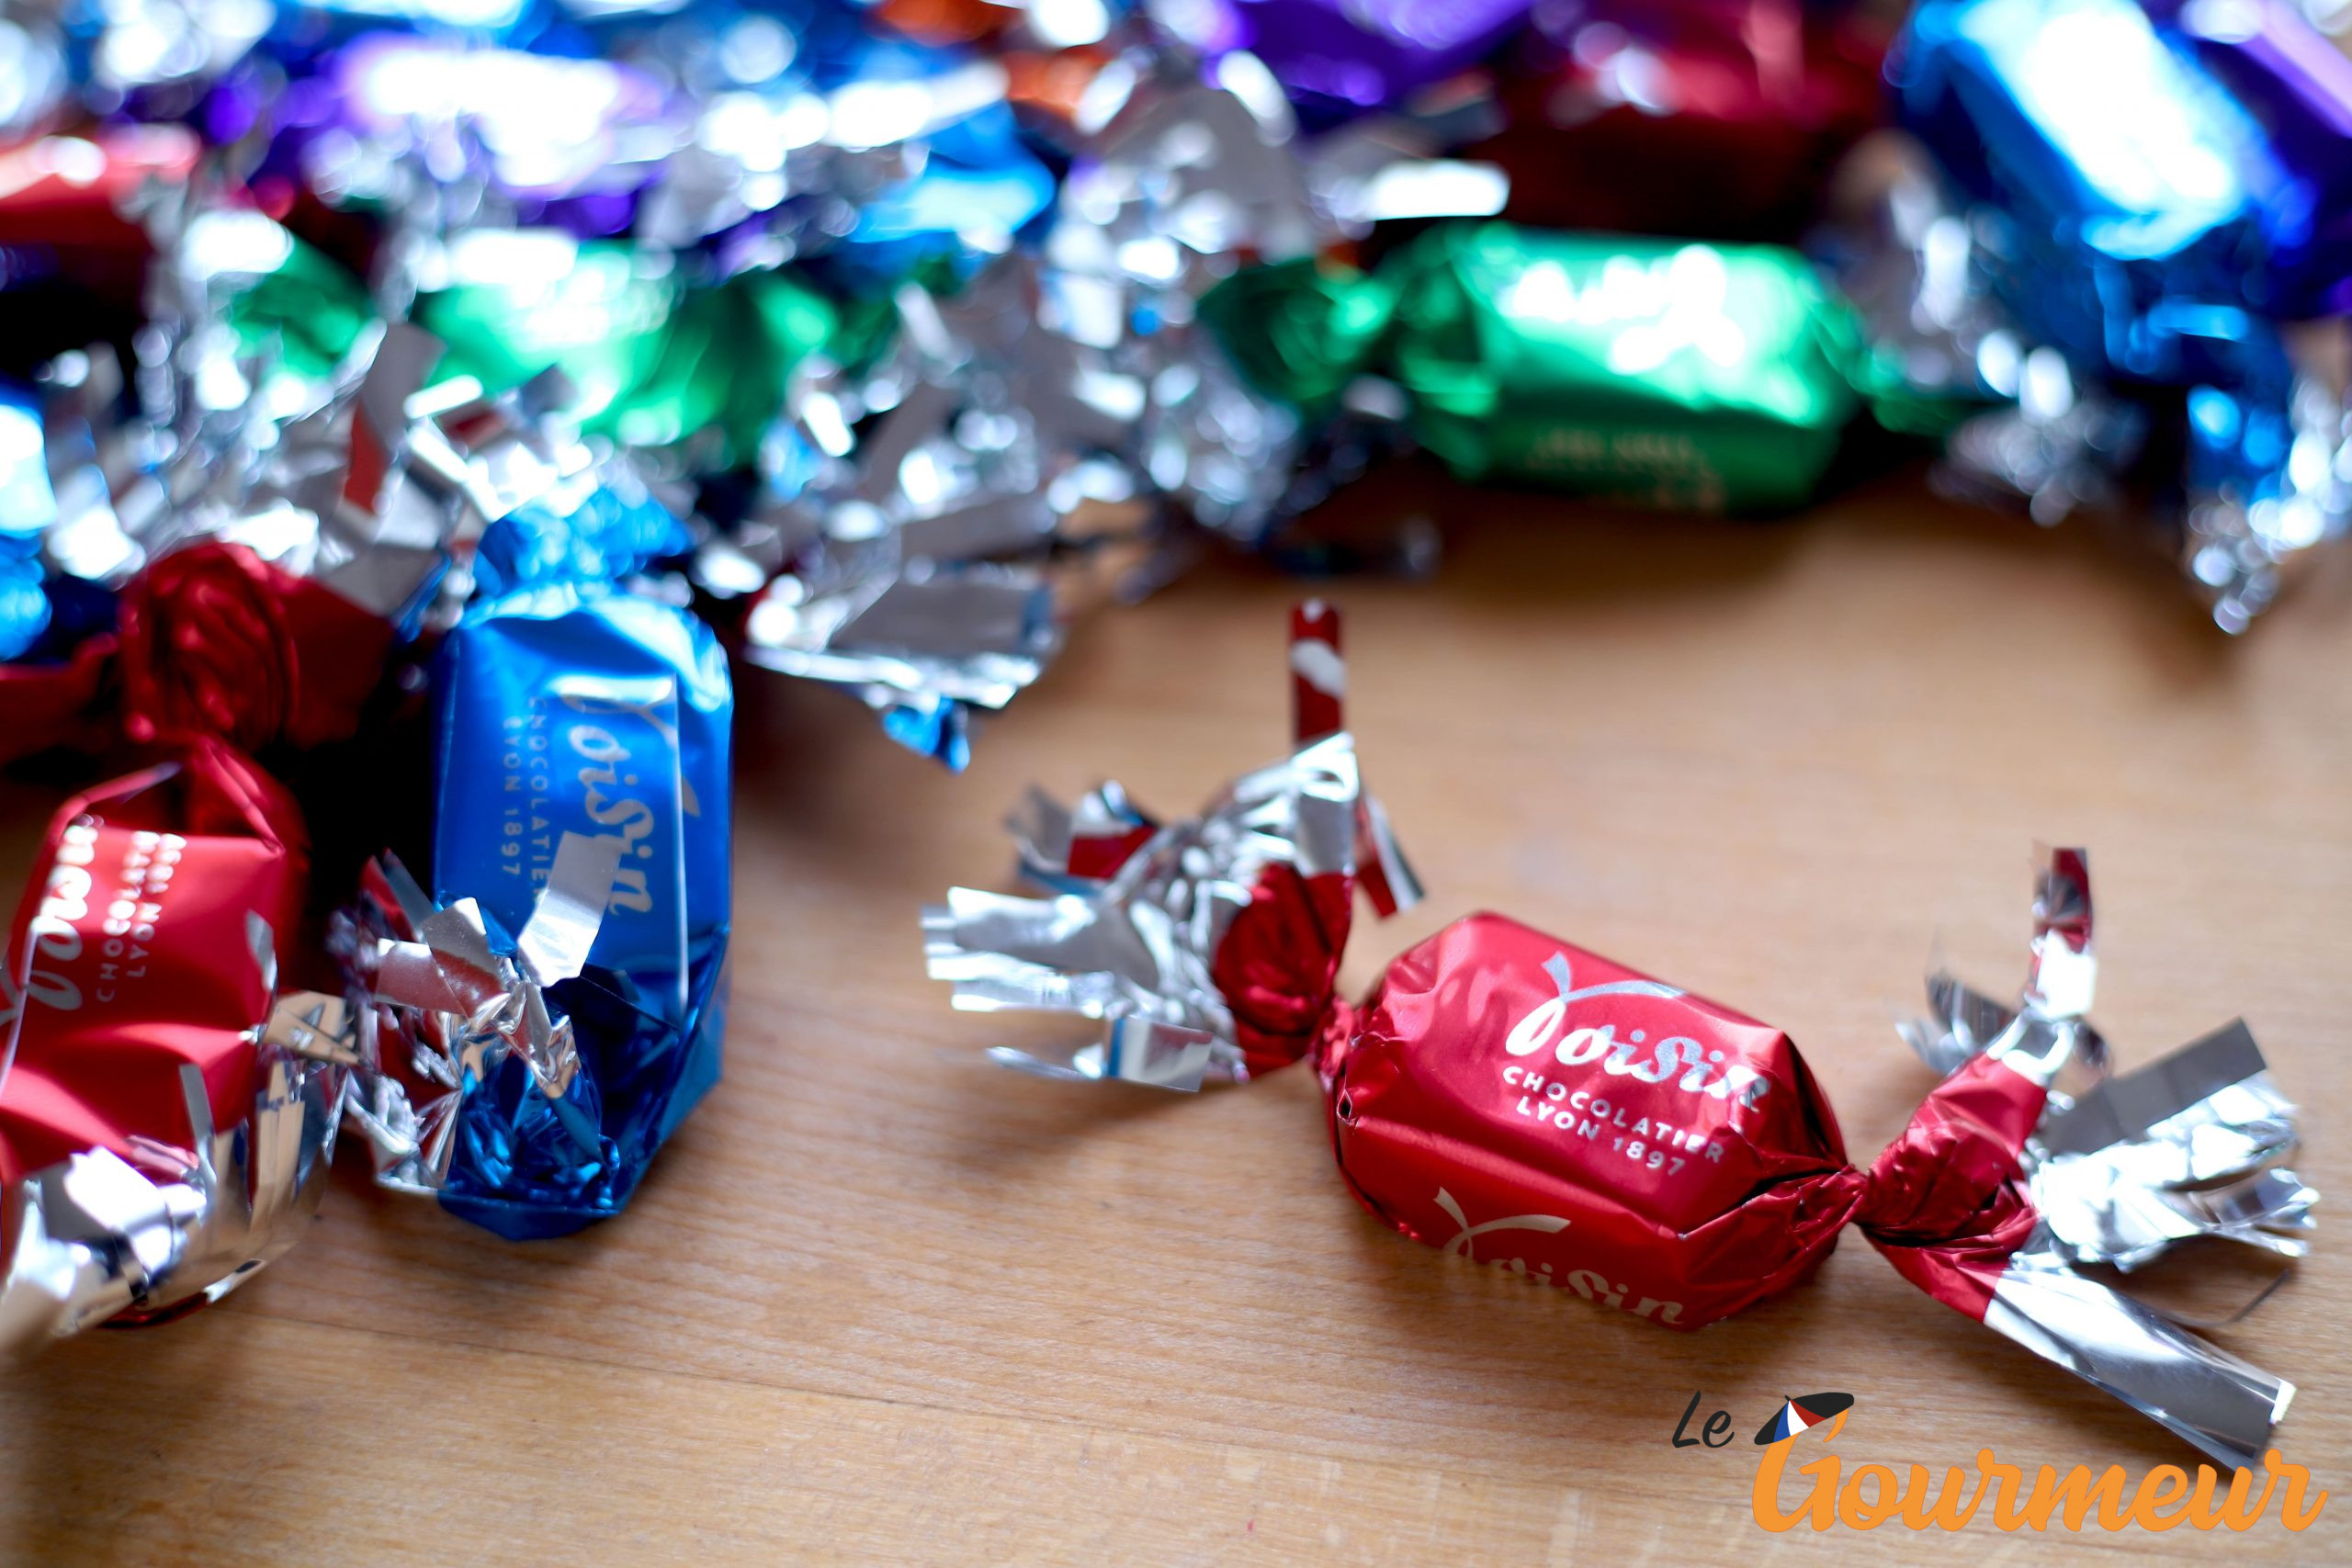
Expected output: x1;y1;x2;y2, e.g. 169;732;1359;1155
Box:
0;920;348;1355
1900;846;2312;1470
925;603;1419;1089
734;62;1502;763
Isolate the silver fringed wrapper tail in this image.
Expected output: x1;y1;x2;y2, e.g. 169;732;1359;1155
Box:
1899;846;2313;1468
926;728;1374;1091
1984;1244;2295;1472
336;832;622;1195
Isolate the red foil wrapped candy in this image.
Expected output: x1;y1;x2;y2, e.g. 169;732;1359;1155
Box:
119;538;395;754
1475;0;1889;240
0;742;346;1348
928;607;2311;1470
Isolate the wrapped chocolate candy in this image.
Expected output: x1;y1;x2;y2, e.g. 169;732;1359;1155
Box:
413;232;861;471
1868;0;2352;626
0;741;350;1351
1893;0;2285;374
1475;0;1891;241
2147;0;2352;318
928;607;2311;1468
1203;222;1869;510
1154;0;1535;129
330;519;735;1236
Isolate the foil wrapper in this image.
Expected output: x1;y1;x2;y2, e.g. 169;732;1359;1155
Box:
434;580;733;1014
1896;846;2312;1467
334;829;729;1238
1206;221;1868;510
928;610;2313;1467
1894;0;2281;365
1902;846;2316;1271
925;603;1419;1088
2150;0;2352;318
0;746;347;1352
413;233;854;470
735;62;1503;761
1476;0;1890;240
1153;0;1534;128
266;15;1056;270
1825;127;2352;629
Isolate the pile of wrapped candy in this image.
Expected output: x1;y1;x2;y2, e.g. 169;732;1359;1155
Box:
0;319;736;1341
2;0;2349;780
0;0;2330;1455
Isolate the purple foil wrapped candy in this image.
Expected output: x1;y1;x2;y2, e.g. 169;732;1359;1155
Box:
1157;0;1535;125
2150;0;2352;317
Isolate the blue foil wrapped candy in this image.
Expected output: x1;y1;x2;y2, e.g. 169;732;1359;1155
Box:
1883;0;2352;626
1894;0;2287;375
468;461;695;603
435;581;732;1014
336;527;733;1237
0;382;57;661
2148;0;2352;319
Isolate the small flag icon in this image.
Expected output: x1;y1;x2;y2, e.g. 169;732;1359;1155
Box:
1753;1393;1855;1445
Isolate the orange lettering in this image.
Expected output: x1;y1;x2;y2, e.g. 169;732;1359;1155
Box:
2017;1465;2132;1531
1751;1440;1839;1533
2188;1463;2277;1530
2133;1465;2189;1529
1899;1465;1981;1531
1747;1422;2321;1536
1838;1465;1900;1529
1981;1452;2031;1530
2266;1450;2328;1531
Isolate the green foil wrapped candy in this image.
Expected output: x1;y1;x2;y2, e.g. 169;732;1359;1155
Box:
1385;225;1864;511
179;210;373;405
417;234;865;468
1194;257;1396;418
1201;223;1872;513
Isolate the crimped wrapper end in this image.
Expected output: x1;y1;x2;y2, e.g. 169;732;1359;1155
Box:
1984;1247;2295;1472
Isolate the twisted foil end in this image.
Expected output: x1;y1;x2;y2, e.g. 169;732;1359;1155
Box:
1897;846;2314;1469
334;831;621;1196
925;604;1417;1091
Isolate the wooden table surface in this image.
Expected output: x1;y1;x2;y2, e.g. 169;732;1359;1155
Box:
1;461;2347;1564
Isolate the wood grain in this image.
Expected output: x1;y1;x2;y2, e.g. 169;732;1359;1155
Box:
2;460;2347;1564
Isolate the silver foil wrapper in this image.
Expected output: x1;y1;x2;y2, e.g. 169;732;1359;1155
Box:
1983;1244;2296;1472
733;57;1501;761
924;605;1419;1089
334;832;620;1195
1900;846;2312;1469
2034;1021;2314;1274
33;199;500;632
0;919;348;1354
1899;844;2108;1084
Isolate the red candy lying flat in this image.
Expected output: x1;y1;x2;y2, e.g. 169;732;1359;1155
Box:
1318;913;2039;1327
929;605;2307;1470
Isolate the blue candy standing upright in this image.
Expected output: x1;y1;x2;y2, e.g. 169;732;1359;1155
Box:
424;485;732;1238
